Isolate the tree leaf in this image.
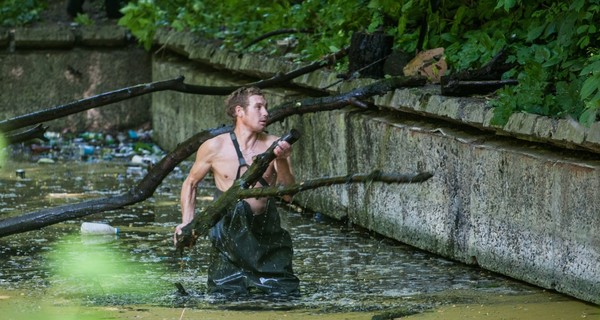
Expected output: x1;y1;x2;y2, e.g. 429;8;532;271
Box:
580;74;600;100
579;105;599;126
526;24;546;42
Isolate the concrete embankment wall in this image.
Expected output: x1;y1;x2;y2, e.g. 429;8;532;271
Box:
150;31;600;304
0;26;151;132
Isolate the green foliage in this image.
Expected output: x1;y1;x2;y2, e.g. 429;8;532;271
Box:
0;0;45;27
491;1;599;125
116;0;599;125
74;13;94;26
118;0;169;50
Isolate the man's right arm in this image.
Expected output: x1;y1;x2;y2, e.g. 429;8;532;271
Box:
175;140;214;237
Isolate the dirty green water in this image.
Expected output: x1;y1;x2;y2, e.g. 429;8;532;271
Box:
0;155;598;320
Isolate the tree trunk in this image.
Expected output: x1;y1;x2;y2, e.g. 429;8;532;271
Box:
349;31;394;79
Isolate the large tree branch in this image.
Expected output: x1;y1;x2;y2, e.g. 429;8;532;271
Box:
0;75;424;238
4;124;48;144
238;171;433;199
268;75;426;122
440;47;518;96
176;170;433;250
0;48;348;134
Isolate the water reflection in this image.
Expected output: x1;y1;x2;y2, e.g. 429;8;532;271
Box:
0;159;539;314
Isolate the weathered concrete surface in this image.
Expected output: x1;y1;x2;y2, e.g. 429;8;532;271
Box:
151;33;600;304
0;27;150;132
343;113;600;304
277;110;600;305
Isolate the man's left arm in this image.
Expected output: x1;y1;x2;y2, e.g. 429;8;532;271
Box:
274;141;295;202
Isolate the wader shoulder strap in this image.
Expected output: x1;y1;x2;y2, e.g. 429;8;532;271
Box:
229;132;270;186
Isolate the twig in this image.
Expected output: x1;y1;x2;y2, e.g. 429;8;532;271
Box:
242;28;313;50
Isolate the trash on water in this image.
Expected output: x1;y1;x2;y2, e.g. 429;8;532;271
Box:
126;166;145;176
80;222;119;235
37;158;55;164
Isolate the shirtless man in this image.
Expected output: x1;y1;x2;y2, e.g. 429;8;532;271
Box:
175;87;299;295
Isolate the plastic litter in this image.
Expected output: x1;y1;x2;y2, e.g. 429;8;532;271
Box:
80;222;119;235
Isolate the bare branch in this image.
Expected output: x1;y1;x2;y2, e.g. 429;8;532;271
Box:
0;48;348;134
0;75;425;238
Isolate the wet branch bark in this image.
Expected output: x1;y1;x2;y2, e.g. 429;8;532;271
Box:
5;124;48;144
0;75;426;238
238;171;433;199
0;48;348;134
440;48;518;96
176;170;433;250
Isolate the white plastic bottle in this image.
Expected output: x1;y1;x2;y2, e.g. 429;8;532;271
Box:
80;222;119;235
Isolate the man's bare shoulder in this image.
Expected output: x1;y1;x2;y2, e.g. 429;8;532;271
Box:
199;133;229;154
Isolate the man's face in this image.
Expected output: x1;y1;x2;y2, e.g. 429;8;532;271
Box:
238;94;268;131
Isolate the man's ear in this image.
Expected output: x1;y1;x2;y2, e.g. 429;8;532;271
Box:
234;105;244;117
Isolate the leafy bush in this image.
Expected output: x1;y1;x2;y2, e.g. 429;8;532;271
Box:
0;0;45;27
117;0;599;125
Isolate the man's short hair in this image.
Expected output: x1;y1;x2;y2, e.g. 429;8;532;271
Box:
225;87;264;121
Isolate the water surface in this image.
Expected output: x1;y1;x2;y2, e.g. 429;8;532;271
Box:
0;157;597;319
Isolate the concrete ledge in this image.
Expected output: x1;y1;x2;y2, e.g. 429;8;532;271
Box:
586;122;600;147
155;29;193;58
11;25;132;49
78;25;129;46
14;26;75;48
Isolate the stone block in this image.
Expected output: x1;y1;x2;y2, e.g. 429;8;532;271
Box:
460;101;489;125
585;121;600;145
188;41;217;64
164;31;192;57
14;26;75;48
372;91;394;108
424;94;442;115
504;112;540;136
532;116;556;139
79;26;128;47
437;96;462;120
582;121;600;153
392;89;427;112
209;49;230;69
554;118;586;144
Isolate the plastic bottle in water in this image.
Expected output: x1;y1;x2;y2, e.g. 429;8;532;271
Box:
80;222;119;235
